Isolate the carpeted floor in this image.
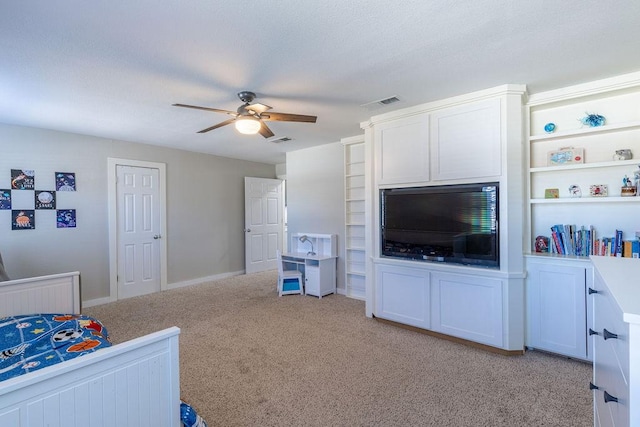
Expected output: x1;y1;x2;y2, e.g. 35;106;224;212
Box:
84;271;593;426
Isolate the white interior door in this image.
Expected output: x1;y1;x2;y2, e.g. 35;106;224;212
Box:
116;165;161;299
245;177;283;274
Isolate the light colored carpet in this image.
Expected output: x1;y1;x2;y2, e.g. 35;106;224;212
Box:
84;271;592;426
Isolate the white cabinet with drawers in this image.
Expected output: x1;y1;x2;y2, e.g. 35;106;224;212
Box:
590;256;640;427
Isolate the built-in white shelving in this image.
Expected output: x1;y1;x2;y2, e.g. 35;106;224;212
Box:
527;71;640;255
342;135;366;300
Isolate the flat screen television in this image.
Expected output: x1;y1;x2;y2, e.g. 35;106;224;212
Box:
380;183;499;268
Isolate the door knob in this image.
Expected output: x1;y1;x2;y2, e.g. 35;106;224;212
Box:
153;234;162;239
246;228;251;233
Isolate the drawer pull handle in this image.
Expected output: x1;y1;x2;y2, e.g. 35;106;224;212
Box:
604;391;618;404
589;328;599;336
603;329;618;340
589;382;599;390
588;287;599;295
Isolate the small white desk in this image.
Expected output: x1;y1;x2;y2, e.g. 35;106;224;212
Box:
281;252;337;298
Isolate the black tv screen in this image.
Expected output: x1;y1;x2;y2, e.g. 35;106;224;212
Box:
380;183;499;268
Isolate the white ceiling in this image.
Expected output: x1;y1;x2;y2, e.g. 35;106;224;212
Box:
1;1;639;165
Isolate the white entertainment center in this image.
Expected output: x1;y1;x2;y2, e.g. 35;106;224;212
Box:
360;84;527;353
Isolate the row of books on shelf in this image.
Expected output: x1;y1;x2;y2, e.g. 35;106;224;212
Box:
534;225;640;258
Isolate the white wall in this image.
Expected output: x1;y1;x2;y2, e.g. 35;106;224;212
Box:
286;142;345;291
0;123;275;302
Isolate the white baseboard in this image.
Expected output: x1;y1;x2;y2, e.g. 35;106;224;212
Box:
82;270;246;308
82;295;116;308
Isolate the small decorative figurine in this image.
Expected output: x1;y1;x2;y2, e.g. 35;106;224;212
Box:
535;236;549;253
634;165;640;192
568;184;582;198
613;149;632;161
580;113;605;127
621;174;637;196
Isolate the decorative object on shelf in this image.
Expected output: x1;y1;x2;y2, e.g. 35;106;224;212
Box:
568;184;582;198
548;146;584;165
544;188;559;199
589;184;608;197
534;235;549;253
613;149;633;161
621;187;637;197
580;112;606;127
634;165;640;195
543;122;556;133
621;174;637;196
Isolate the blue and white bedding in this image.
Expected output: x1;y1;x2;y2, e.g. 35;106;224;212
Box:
1;313;207;426
0;313;111;381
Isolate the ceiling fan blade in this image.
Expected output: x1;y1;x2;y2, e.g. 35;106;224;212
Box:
197;118;237;133
260;112;317;123
245;103;272;115
173;103;238;116
258;122;275;138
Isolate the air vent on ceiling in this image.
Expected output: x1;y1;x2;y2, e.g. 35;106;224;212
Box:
360;96;401;110
269;136;293;143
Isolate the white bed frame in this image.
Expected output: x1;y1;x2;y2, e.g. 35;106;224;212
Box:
0;272;181;427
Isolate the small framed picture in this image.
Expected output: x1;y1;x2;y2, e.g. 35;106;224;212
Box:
12;210;35;230
590;184;608;197
0;189;10;209
35;190;56;209
547;147;584;166
55;172;76;191
56;209;76;228
544;188;559;199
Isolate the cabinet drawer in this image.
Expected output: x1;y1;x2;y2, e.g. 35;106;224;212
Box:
594;285;630;383
594;333;629;427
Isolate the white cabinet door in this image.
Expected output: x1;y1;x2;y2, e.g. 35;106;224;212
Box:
305;264;320;296
375;113;430;185
375;264;430;329
431;271;503;347
430;98;501;181
304;258;337;298
526;261;588;359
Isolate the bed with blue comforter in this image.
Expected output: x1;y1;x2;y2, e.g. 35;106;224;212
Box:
1;313;207;427
0;313;111;381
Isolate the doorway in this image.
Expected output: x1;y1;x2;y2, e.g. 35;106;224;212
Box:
244;177;283;274
108;158;167;301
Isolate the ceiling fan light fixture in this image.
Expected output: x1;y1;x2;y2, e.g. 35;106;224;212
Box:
235;116;261;135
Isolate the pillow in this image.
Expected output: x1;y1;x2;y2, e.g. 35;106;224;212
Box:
0;252;9;281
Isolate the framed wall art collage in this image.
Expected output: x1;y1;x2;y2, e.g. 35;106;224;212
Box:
1;169;77;230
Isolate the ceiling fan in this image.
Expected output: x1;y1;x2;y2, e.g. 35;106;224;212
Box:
173;91;317;138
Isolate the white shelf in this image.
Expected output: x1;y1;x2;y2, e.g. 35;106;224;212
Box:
530;159;639;173
530;196;640;204
343;135;366;300
529;120;640;142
